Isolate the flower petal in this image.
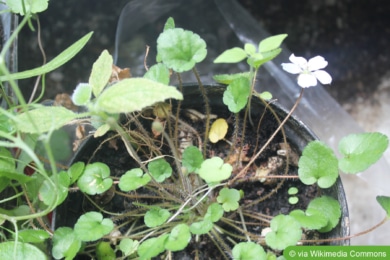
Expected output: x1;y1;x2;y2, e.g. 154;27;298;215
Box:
313;70;332;85
289;54;307;69
281;63;302;74
308;56;328;71
297;73;317;88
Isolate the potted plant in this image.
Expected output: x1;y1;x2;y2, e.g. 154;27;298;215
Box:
0;1;389;259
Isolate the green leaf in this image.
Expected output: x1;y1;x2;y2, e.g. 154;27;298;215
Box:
96;241;115;260
248;48;282;69
52;227;82;260
17;229;50;243
74;212;114;242
138;234;168;260
157;28;207;72
258;34;288;53
338;132;389;174
6;0;48;15
13;106;79;134
214;47;247;63
94;123;111;138
258;91;273;100
148;158;172;183
164;17;175;31
198;157;232;183
288;187;298;195
144;63;170;85
208;118;228;143
182;146;204;173
289;209;328;230
119;238;139;256
89;50;113;97
217;188;240;212
265;215;302;251
0;32;93;81
298;141;339;188
288;196;299;205
213;72;252;85
77;162;113;195
376;196;390;218
71;83;92;106
144;207;171;228
244;43;257;55
119;168;151;192
307;196;341;233
67;162;85;185
189;219;213;235
165;224;191;251
232;242;266;260
204;203;224;222
39;171;69;206
223;77;251;113
0;241;47;260
96;78;183;114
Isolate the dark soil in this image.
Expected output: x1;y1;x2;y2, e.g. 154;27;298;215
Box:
55;86;345;259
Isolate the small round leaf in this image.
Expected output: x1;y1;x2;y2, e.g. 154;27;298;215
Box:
338;132;389;174
298;141;339;188
77;162;113;195
144;207;171;228
217;188;240;212
307;196;341;233
157;28;207;72
148;159;172;183
208;118;228;143
52;227;81;260
119;168;151;192
199;157;232;183
265;214;302;250
223;77;251;113
164;224;191;251
232;242;266;260
182;146;204;173
138;234;168;259
74;212;114;242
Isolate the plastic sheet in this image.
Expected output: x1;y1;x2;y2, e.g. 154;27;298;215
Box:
114;0;390;196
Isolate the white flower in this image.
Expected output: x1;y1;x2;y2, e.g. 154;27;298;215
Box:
281;54;332;88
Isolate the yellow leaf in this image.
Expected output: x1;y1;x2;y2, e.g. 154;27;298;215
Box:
209;118;228;143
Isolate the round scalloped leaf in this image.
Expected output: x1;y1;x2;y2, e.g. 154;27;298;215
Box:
232;242;266;260
204;203;224;222
338;132;389;174
148;158;172;183
144;207;171;228
217;188;240;212
265;214;302;250
189;219;213;235
289;208;328;230
182;146;204;173
298;141;339;188
74;212;114;242
52;227;82;260
209;118;228;143
96;78;183;114
119;168;151;192
223;77;251;113
157;28;207;72
6;0;48;15
119;238;139;256
307;196;341;233
165;224;191;251
144;63;170;85
17;229;50;243
77;162;112;195
0;241;47;260
199;157;232;183
96;241;115;260
376;196;390;218
71;83;92;106
138;234;168;259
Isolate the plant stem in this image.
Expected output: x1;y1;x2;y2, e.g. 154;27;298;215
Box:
192;67;210;157
229;89;304;184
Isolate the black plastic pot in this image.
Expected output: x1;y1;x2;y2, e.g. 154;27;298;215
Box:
53;84;349;258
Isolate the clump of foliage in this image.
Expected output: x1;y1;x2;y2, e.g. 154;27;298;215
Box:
0;2;389;260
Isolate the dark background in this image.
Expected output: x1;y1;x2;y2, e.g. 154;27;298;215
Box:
18;0;390;107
